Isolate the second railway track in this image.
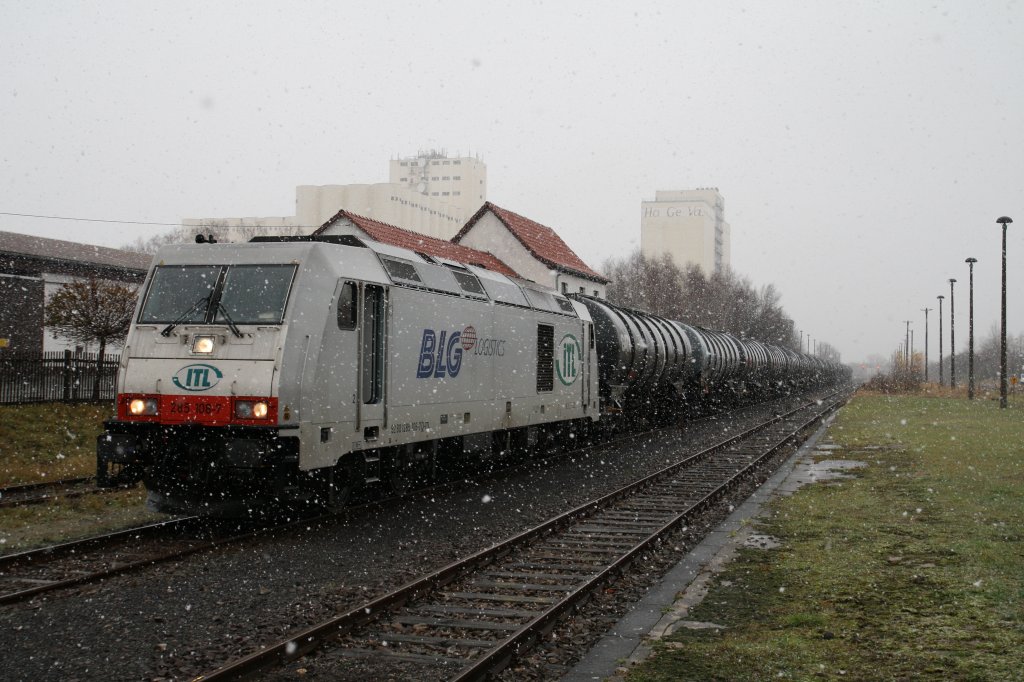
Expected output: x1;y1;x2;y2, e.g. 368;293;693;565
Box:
198;388;851;681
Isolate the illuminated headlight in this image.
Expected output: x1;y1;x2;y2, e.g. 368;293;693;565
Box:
191;335;216;354
129;398;159;416
235;400;270;419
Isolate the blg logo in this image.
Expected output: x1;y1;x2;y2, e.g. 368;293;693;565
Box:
556;333;582;386
417;328;468;378
172;363;223;391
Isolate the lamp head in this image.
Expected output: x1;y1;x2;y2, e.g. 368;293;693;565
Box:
966;257;977;264
996;216;1013;227
949;278;957;284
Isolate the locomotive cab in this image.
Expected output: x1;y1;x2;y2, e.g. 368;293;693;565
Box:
97;242;314;514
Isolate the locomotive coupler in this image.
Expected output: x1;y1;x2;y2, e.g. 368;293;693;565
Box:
97;431;145;487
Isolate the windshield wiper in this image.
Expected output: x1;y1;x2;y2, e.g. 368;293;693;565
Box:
160;294;211;337
216;302;243;338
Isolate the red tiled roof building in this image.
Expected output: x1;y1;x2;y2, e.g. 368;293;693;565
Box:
314;209;518;279
454;202;608;296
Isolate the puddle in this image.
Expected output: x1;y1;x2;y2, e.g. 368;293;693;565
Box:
744;533;781;550
806;459;867;483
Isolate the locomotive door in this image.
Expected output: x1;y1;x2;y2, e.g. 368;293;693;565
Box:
357;283;387;440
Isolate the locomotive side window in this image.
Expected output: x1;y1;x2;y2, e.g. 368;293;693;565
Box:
361;285;385;404
214;264;296;324
381;257;422;283
139;265;220;323
452;270;485;296
537;324;554;392
337;281;357;330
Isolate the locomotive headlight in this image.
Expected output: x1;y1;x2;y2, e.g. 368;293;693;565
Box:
234;400;270;419
129;398;158;416
191;335;216;355
252;401;269;419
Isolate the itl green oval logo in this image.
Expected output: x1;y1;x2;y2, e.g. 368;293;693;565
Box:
172;364;223;391
555;333;582;386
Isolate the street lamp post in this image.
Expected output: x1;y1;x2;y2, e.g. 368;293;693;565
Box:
949;279;957;389
937;295;945;386
904;320;912;374
997;216;1013;408
921;307;932;382
966;258;977;400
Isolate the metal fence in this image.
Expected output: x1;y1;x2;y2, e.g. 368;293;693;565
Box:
0;351;119;404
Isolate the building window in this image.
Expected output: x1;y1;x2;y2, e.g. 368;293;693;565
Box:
442;176;450;180
593;290;599;297
453;191;461;196
561;282;568;293
442;192;450;196
431;192;439;196
442;160;450;165
411;161;418;166
453;176;461;180
453;160;461;165
400;161;408;166
579;286;585;294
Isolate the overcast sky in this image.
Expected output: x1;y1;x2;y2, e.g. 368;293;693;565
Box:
2;1;1021;364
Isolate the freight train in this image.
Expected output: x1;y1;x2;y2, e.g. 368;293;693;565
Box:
97;234;848;515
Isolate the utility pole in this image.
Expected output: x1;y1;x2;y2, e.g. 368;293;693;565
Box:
921;308;932;382
997;217;1013;408
904;320;912;373
966;258;977;400
949;279;957;389
937;295;945;386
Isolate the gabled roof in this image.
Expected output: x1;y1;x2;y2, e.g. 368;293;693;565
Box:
454;202;609;284
314;210;519;279
0;230;152;272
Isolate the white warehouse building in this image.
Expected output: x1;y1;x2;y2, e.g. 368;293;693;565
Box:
182;150;486;243
640;188;731;275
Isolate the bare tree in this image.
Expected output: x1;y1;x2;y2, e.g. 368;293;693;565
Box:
603;250;804;351
121;229;187;254
45;278;138;399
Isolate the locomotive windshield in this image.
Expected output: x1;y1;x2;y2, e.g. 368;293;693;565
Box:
139;264;297;325
214;265;296;324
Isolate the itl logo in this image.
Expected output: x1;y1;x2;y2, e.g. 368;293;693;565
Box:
172;364;223;391
556;333;582;386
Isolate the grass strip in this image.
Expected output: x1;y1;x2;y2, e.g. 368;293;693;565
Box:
627;393;1023;681
0;402;112;485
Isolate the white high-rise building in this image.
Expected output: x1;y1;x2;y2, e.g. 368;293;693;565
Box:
182;150;486;242
640;189;731;274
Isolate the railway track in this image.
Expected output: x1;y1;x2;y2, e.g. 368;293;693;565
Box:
0;397;780;609
195;388;850;680
0;475;128;509
0;516;212;605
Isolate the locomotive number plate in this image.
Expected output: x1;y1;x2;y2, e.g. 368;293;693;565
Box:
165;396;228;424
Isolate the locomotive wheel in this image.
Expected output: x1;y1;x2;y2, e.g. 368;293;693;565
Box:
328;462;355;509
388;444;432;496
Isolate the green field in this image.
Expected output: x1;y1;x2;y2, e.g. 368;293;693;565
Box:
0;402;160;550
0;402;113;485
628;393;1023;681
